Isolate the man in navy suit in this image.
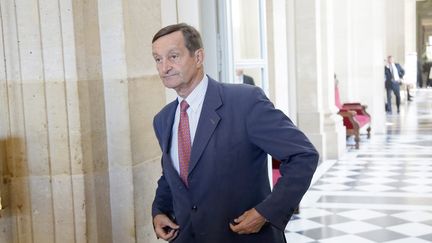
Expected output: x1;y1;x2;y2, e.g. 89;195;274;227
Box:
384;55;405;114
151;23;319;243
236;69;256;86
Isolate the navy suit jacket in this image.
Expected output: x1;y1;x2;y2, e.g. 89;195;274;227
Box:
385;63;405;89
243;74;255;86
152;77;319;243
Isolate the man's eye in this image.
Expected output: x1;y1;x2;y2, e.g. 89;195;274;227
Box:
170;54;179;60
154;58;161;63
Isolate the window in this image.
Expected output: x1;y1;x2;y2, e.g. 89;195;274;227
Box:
218;0;268;94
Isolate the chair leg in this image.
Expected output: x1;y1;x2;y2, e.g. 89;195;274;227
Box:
355;131;360;149
367;127;371;139
293;206;300;214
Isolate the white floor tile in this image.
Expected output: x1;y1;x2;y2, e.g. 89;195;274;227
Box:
355;184;396;192
326;171;360;177
359;177;398;184
333;165;365;171
371;161;404;165
329;221;381;234
404;172;432;178
403;178;432;184
368;165;402;171
406;166;432;171
320;177;355;184
387;223;432;237
382;238;432;243
284;232;315;243
400;185;432;193
365;171;400;177
285;219;323;232
297;208;334;219
318;234;375;243
338;209;386;220
338;160;369;165
391;211;432;222
313;184;350;191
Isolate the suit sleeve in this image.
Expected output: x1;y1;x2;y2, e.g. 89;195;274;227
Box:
246;88;319;230
151;116;174;218
397;64;405;77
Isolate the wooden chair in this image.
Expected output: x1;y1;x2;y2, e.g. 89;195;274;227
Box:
335;84;371;149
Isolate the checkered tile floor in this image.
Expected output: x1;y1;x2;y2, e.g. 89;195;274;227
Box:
285;89;432;242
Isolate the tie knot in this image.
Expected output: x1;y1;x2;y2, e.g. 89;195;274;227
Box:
180;100;189;112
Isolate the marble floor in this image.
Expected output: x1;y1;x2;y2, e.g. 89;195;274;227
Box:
285;89;432;243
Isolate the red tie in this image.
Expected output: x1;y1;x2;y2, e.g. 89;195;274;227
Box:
178;100;191;185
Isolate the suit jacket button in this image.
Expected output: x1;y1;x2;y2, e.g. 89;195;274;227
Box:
192;205;197;211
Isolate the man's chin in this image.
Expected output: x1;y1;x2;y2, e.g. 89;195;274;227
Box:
162;78;180;89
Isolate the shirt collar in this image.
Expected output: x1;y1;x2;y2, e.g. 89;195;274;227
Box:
177;75;208;113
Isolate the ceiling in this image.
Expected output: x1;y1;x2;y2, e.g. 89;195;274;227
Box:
418;0;432;22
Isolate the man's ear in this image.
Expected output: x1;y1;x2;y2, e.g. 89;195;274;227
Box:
195;48;205;65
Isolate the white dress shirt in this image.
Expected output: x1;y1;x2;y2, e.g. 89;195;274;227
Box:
170;75;209;174
391;63;401;81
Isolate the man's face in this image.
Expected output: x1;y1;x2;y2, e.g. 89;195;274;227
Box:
152;31;203;94
388;57;394;64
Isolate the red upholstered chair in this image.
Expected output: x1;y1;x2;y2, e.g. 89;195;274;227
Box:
335;84;371;149
272;158;281;186
272;158;300;214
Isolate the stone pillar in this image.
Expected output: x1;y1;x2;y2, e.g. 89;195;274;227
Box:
98;0;165;242
293;0;326;160
0;1;166;243
320;0;346;159
333;0;354;103
0;0;90;242
98;0;136;242
350;0;387;134
385;0;406;62
266;0;290;115
120;1;166;243
405;0;417;54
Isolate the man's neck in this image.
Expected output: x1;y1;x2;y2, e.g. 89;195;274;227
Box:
177;72;205;98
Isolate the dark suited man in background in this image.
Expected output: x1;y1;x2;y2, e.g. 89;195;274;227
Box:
151;23;319;243
236;69;255;85
385;55;405;114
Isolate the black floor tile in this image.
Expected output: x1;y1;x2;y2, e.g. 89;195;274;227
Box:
358;229;408;242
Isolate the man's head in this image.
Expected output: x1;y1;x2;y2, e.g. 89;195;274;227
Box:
153;23;203;55
236;69;244;76
387;55;394;64
152;23;205;98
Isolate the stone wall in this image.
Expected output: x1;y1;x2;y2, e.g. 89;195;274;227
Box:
0;0;165;242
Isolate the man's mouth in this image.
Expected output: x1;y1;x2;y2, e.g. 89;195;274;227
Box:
163;73;179;79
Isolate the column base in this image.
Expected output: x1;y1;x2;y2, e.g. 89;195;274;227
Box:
324;112;346;159
297;111;326;161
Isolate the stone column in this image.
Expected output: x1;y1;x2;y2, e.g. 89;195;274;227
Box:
0;1;166;243
385;0;406;62
350;0;387;134
98;0;166;242
266;0;290;115
293;0;326;160
405;0;417;55
0;0;90;242
320;0;346;159
333;0;354;103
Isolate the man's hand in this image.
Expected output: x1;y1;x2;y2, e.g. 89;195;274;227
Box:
153;214;180;241
229;208;267;234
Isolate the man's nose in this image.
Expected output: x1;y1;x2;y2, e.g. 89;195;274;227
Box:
160;59;172;73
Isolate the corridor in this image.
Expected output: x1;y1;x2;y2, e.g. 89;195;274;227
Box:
286;89;432;243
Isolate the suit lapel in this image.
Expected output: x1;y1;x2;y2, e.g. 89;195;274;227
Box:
188;79;222;175
162;100;178;155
